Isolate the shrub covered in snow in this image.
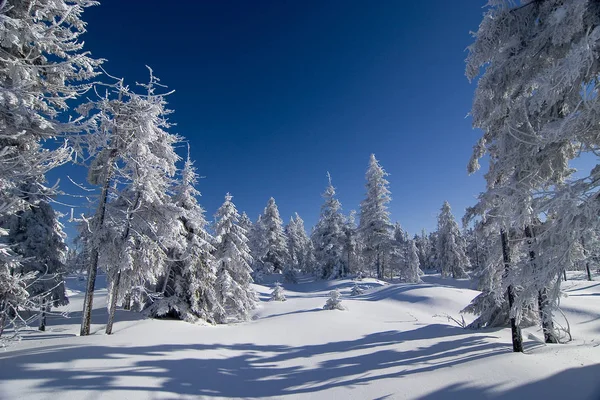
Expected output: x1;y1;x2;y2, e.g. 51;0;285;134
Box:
270;282;286;302
323;289;344;310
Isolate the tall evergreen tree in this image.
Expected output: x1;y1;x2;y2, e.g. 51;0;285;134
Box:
358;154;393;279
4;198;68;331
145;151;222;324
213;194;255;322
312;173;345;279
0;0;100;335
466;0;600;345
436;201;470;279
261;197;289;274
78;71;181;335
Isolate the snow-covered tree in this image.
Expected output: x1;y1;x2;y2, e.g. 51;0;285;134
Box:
323;288;344;310
312;173;345;279
4;197;68;330
414;230;431;270
247;214;268;281
285;212;312;282
0;0;100;335
341;210;358;277
436;201;470;279
402;239;423;283
261;198;289;274
466;0;600;346
270;282;286;302
77;71;181;335
213;194;255;322
145;151;221;324
359;154;393;279
350;283;364;296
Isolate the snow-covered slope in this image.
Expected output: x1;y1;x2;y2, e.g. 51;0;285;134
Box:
1;274;599;399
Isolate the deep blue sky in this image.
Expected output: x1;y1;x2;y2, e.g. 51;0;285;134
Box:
53;0;489;237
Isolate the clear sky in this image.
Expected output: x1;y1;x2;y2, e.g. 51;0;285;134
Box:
51;0;489;237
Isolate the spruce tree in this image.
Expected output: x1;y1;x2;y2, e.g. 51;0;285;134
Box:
358;154;393;279
436;201;470;279
312;173;345;279
261;198;289;274
213;194;255;322
0;0;100;335
146;151;222;324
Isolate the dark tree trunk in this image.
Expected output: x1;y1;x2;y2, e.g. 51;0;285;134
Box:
38;297;46;332
81;153;116;336
0;300;7;338
524;225;557;344
563;269;567;281
581;237;593;281
106;271;121;335
123;292;131;310
501;229;523;353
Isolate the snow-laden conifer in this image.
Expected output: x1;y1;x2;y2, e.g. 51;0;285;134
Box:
402;239;423;283
145;151;221;324
323;288;344;310
248;215;269;281
436;201;469;279
261;198;289;274
77;71;182;335
312;173;345;279
0;0;100;335
350;283;364;296
465;0;600;345
4;197;68;330
213;194;255;322
270;282;286;302
359;154;393;279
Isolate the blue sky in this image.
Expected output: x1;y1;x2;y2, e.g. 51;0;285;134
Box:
51;1;489;237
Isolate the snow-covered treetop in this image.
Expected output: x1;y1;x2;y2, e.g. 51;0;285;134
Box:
359;154;392;244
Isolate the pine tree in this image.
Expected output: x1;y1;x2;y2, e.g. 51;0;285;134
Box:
270;282;286;302
359;154;393;279
248;214;269;281
436;201;470;279
78;71;182;335
145;151;221;324
341;211;358;277
213;194;255;322
261;198;289;274
465;0;600;346
323;289;344;310
4;198;68;331
402;239;423;283
350;283;364;296
0;0;100;335
312;173;345;279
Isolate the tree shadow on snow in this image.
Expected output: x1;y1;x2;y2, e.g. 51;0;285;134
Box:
417;363;600;400
0;323;548;398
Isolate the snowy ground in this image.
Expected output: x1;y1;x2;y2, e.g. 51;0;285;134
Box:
1;273;599;400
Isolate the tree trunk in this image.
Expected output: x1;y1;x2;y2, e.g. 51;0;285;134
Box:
38;297;46;332
123;292;131;310
524;225;557;344
106;271;121;335
581;237;593;281
0;300;7;338
501;229;523;353
80;152;116;336
563;269;567;281
538;288;558;343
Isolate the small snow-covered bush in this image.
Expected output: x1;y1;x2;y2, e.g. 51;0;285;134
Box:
323;289;344;310
350;283;364;296
270;282;286;301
